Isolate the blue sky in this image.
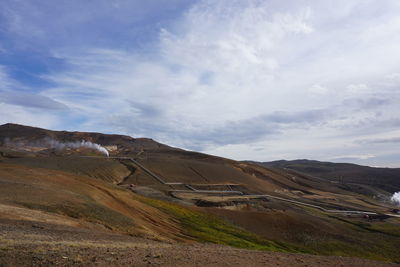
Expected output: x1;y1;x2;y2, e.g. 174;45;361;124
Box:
1;0;400;167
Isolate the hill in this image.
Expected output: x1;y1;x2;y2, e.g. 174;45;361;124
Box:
255;159;400;193
0;123;399;265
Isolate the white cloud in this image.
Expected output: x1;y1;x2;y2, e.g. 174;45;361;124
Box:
0;66;15;90
383;73;400;87
330;154;376;160
3;0;400;166
308;84;328;95
346;84;369;95
0;103;58;128
42;3;317;135
0;65;64;128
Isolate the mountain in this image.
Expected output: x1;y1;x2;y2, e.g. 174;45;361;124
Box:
255;159;400;193
0;123;399;265
0;123;173;155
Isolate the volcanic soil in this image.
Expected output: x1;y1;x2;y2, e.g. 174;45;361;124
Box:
0;218;396;267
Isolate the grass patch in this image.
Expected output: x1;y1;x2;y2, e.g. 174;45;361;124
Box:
136;196;304;253
313;215;400;262
311;236;400;262
292;206;400;262
327;215;400;237
138;196;400;262
367;222;400;237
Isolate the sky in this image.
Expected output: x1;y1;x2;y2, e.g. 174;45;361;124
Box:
1;0;400;167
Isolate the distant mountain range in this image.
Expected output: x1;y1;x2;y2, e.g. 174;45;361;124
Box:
251;159;400;193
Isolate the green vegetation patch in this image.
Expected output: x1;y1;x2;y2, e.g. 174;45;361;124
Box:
138;196;400;262
328;215;400;237
314;215;400;262
366;222;400;237
137;196;303;253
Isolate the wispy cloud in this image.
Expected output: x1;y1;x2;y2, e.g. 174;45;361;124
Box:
0;65;64;127
1;0;400;166
359;137;400;144
330;154;376;161
0;91;68;110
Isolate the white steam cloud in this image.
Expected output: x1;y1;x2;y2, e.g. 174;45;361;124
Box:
46;139;109;157
2;137;110;156
391;192;400;206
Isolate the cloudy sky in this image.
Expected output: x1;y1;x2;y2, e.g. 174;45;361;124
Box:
1;0;400;166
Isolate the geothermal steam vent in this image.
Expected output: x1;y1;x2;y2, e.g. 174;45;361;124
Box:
46;139;110;156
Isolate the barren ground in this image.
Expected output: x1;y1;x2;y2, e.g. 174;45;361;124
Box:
0;219;397;267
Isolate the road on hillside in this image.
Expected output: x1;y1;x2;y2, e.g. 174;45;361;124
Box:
81;156;400;217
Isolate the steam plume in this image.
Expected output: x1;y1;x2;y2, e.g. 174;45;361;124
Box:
391;192;400;206
46;139;109;157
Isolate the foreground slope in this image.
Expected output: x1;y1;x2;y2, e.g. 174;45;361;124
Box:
1;219;396;267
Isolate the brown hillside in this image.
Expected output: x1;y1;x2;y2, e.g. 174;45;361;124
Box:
0;123;400;264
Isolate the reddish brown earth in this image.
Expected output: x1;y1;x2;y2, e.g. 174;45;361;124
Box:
0;219;396;267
